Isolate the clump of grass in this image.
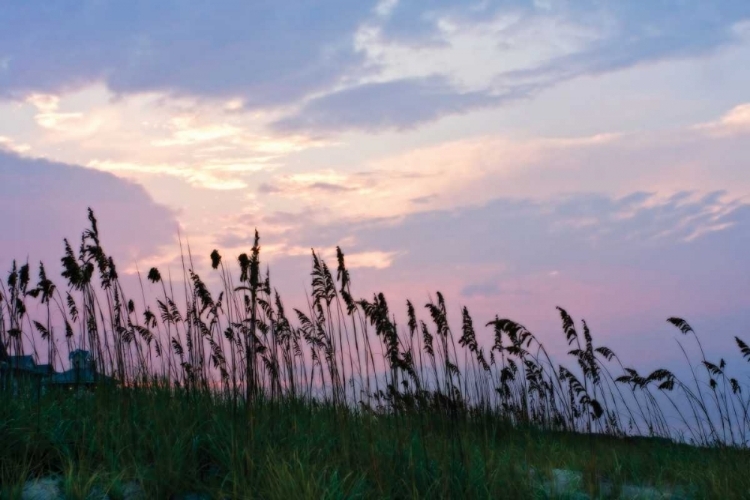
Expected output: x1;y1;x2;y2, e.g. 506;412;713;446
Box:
1;208;749;499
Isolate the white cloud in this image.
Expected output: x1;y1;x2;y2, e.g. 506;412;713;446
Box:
0;136;30;153
88;159;249;191
374;0;399;18
353;7;607;93
35;111;86;130
344;250;400;269
694;103;750;136
26;93;60;112
1;84;334;192
152;120;243;146
0;150;179;271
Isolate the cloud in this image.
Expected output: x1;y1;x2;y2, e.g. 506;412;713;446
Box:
373;2;750;66
271;76;514;133
257;170;367;198
0;136;30;154
0;85;337;191
410;194;438;205
254;188;741;283
357;2;750;131
0;150;179;272
342;250;399;269
229;103;750;236
25;93;59;112
309;182;357;192
151;122;243;146
367;0;505;45
495;2;750;91
34;111;85;130
214;208;327;247
346;116;749;219
1;2;748;136
258;182;282;194
694;103;750;136
460;281;533;298
0;2;375;108
87;159;251;191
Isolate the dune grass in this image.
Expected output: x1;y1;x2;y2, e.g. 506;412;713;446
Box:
1;209;750;499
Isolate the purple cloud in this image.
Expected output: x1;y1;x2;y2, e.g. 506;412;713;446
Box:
0;2;747;133
0;1;376;107
271;76;513;133
0;150;179;273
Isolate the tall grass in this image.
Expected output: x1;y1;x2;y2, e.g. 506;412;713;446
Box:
1;208;750;498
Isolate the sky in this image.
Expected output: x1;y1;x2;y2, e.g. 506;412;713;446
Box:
2;1;750;375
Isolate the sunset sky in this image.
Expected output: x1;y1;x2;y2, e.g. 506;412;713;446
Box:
2;1;750;368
